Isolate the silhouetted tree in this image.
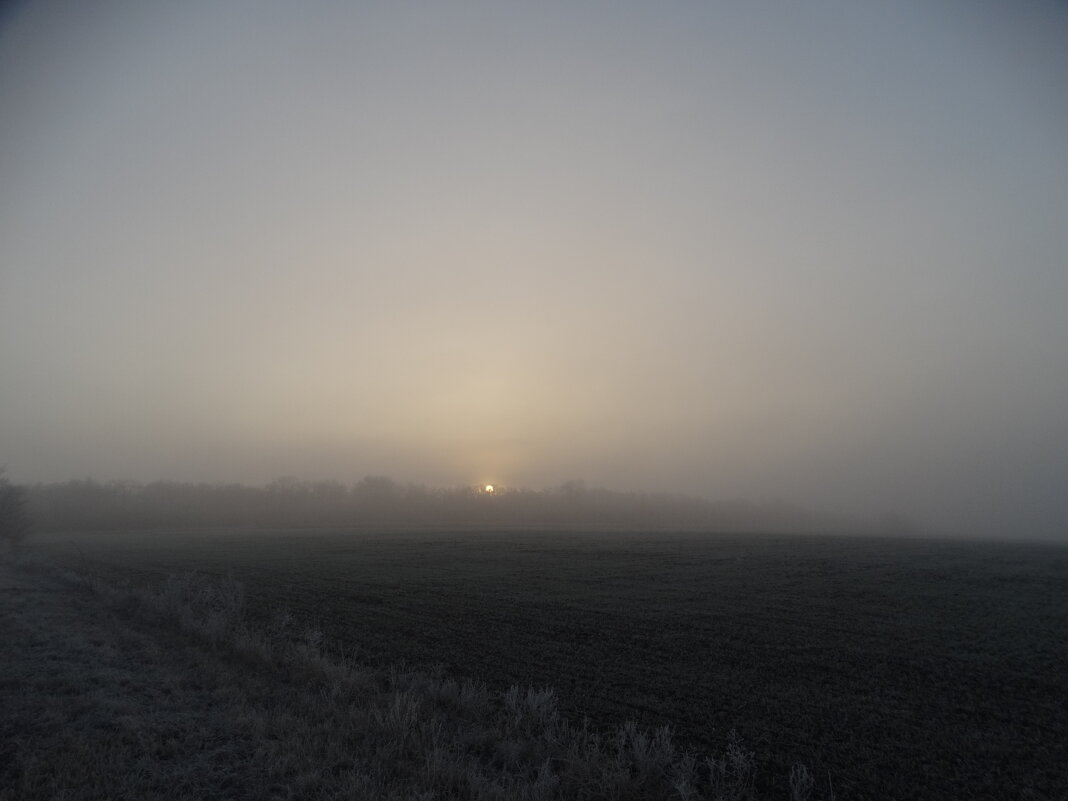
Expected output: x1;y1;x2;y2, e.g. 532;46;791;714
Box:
0;469;31;548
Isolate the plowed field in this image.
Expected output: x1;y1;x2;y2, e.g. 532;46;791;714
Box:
35;530;1068;800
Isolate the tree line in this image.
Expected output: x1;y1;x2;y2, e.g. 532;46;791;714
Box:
0;469;31;547
16;476;891;534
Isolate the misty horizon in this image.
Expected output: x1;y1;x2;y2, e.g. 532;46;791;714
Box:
22;473;932;542
7;464;1065;540
3;2;1067;539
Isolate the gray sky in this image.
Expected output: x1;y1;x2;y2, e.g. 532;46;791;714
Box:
2;0;1067;537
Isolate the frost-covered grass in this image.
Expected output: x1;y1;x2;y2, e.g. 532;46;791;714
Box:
21;530;1068;799
3;557;828;800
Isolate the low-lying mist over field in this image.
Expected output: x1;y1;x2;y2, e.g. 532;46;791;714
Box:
24;476;915;536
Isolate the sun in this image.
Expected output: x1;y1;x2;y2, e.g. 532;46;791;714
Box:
484;484;494;493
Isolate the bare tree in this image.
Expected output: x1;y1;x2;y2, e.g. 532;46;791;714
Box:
0;469;31;549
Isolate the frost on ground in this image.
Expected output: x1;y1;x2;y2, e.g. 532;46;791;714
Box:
0;558;824;801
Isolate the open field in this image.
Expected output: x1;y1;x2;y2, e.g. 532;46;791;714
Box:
5;561;765;800
32;529;1068;800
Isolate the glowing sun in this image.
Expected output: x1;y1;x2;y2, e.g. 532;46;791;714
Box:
484;484;495;493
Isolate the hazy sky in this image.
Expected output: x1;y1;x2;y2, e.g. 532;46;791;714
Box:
2;1;1067;537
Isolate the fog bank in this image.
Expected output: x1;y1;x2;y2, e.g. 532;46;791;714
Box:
26;477;912;537
3;2;1067;539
